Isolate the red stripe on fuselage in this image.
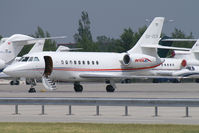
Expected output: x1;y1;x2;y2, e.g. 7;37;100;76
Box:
53;63;162;71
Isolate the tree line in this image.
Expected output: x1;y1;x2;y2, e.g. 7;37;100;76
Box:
0;11;195;57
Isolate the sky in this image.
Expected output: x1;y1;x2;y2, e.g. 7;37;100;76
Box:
0;0;198;43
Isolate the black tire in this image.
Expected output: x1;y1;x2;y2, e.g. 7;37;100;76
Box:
10;80;20;85
15;80;20;85
10;81;14;85
195;79;199;83
106;85;115;92
172;79;180;83
28;88;36;93
74;85;83;92
152;79;159;83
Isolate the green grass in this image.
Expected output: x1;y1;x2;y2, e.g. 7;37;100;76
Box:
0;123;199;133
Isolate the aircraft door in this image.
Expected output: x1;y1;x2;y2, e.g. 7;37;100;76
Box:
43;56;53;77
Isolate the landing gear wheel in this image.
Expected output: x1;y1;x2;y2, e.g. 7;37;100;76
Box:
196;79;199;83
152;79;159;83
10;80;20;85
106;85;115;92
172;79;180;83
74;84;83;92
28;88;36;93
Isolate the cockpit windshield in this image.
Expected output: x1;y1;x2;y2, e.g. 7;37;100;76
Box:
28;57;33;62
34;57;39;61
19;56;40;62
186;66;195;71
21;57;29;62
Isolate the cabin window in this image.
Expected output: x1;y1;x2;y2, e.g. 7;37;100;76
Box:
82;61;85;65
70;60;73;64
74;61;77;64
78;61;81;64
87;61;90;65
65;60;68;64
164;64;166;66
92;61;95;65
96;61;99;65
61;60;64;64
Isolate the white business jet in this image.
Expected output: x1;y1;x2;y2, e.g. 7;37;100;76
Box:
3;17;189;92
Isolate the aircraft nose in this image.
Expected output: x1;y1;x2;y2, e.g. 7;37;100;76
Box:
3;66;16;76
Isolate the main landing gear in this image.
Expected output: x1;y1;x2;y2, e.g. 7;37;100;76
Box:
73;80;116;93
10;80;20;85
106;80;116;92
27;79;37;93
74;82;83;92
106;85;115;92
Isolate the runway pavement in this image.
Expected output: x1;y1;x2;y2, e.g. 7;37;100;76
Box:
0;82;199;124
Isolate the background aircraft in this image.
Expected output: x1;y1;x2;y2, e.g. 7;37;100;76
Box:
0;35;65;85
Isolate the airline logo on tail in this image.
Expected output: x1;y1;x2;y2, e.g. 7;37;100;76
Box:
135;58;152;63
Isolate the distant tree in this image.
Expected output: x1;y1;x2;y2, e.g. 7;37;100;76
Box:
118;26;147;53
34;26;56;51
171;28;194;48
74;11;98;51
74;11;92;42
0;35;2;40
120;28;134;51
97;36;123;52
133;25;147;44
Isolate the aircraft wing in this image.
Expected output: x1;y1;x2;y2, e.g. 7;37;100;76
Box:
79;73;183;79
12;36;66;46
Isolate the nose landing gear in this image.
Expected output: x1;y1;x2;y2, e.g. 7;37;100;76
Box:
27;79;37;93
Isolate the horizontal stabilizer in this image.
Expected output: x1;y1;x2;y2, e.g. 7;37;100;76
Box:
141;44;191;51
162;39;198;42
12;36;66;46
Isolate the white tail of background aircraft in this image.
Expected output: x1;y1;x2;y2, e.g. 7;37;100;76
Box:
174;40;199;66
0;34;33;69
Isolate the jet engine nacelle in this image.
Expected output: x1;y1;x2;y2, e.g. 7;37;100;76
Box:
122;53;162;68
0;59;6;69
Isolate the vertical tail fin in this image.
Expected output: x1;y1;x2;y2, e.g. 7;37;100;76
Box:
191;40;199;60
28;40;45;54
0;34;33;64
127;17;165;56
191;40;199;52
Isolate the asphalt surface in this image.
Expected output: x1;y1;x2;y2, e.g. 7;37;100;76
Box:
0;82;199;124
